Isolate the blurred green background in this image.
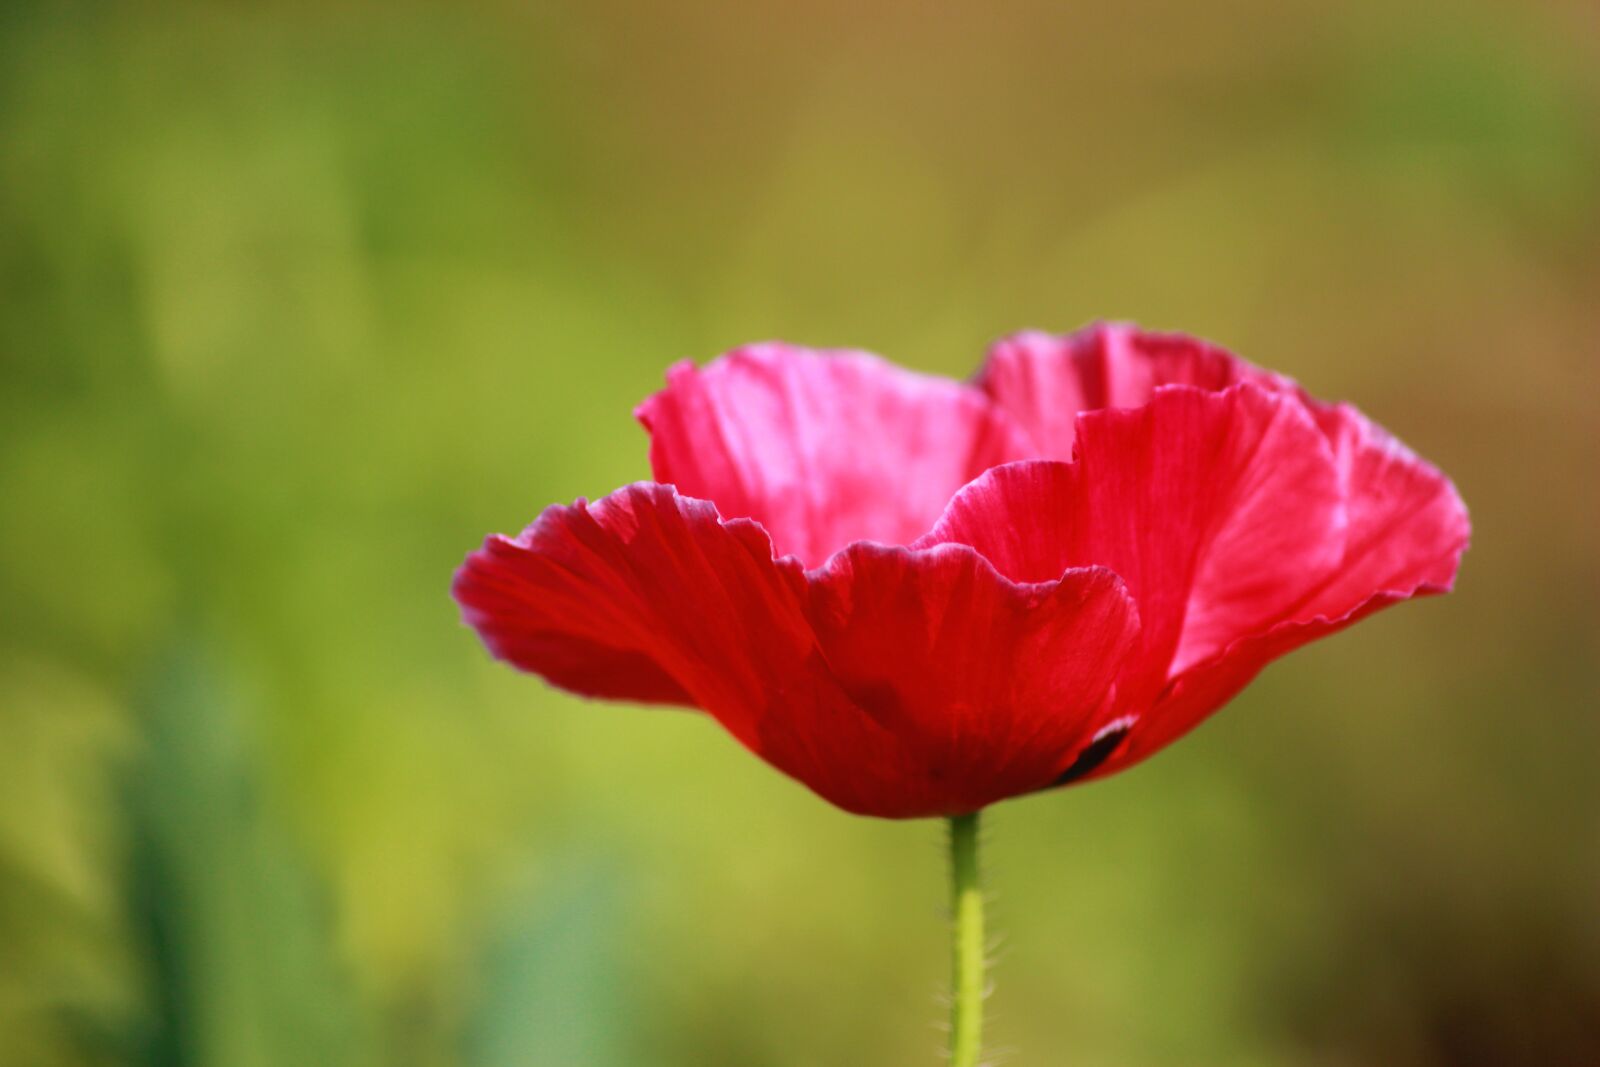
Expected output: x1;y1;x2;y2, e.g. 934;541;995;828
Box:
3;1;1597;1065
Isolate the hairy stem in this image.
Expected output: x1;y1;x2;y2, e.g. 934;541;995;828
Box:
948;811;984;1067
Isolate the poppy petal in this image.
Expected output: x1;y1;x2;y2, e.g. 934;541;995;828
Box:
636;343;1030;568
1098;406;1470;773
920;383;1346;711
797;544;1140;814
454;483;818;731
1292;402;1470;619
976;323;1293;457
454;483;1141;818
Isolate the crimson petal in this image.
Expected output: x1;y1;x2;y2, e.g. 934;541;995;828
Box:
1106;404;1470;773
454;483;1139;817
957;324;1471;781
800;543;1139;813
920;383;1346;739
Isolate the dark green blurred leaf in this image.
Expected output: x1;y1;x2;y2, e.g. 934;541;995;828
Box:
124;642;370;1067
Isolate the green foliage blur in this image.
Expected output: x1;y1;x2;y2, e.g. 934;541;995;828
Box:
3;1;1597;1064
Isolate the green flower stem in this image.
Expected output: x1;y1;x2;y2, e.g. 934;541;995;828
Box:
948;811;984;1067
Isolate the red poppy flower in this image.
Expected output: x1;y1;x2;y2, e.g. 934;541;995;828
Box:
454;324;1468;819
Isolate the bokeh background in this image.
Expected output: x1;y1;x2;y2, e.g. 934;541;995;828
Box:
3;1;1598;1065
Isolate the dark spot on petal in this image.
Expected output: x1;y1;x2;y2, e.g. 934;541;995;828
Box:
1052;721;1134;786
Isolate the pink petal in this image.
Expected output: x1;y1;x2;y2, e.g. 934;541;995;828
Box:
1100;405;1470;774
454;483;1140;818
951;331;1470;782
976;323;1293;457
920;383;1346;714
1290;402;1470;619
636;343;1031;568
